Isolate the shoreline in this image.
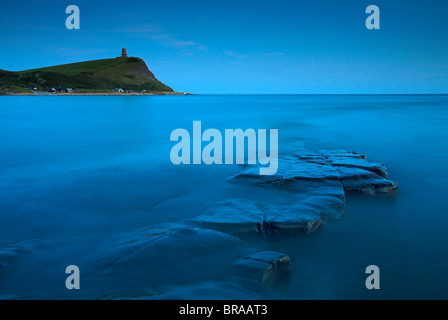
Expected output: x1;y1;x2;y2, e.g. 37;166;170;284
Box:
1;91;192;96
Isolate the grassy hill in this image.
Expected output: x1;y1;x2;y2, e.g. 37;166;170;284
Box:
0;57;174;94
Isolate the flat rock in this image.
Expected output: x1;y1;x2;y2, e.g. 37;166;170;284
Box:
189;197;332;236
191;149;396;235
324;155;388;178
230;150;397;195
317;149;367;160
231;251;292;286
262;201;323;235
189;200;264;234
96;223;247;276
89;224;289;299
333;166;398;194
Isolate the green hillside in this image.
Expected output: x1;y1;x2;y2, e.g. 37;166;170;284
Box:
0;57;174;94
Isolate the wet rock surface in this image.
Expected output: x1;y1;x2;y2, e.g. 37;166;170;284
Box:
0;149;397;299
231;150;397;195
189;200;265;234
89;149;396;299
231;251;292;286
95;223;247;275
91;223;290;299
189;198;327;235
191;150;396;236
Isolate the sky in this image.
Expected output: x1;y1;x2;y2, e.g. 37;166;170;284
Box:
1;0;447;94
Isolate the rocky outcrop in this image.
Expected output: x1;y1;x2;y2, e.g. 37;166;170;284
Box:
5;149;395;299
92;223;291;299
91;149;396;298
190;150;396;236
231;150;397;195
0;56;174;93
96;223;247;274
189;198;327;235
231;251;292;286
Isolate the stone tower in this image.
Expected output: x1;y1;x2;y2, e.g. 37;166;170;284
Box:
121;48;128;58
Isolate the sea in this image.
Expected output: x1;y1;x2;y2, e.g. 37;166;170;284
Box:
0;94;447;299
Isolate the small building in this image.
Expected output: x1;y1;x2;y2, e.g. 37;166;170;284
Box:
121;48;128;58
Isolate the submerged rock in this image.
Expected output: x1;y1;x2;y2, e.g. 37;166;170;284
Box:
190;149;396;236
231;251;292;286
189;197;327;236
0;148;397;300
91;223;291;299
262;201;323;235
96;223;247;276
189;200;264;234
0;239;42;271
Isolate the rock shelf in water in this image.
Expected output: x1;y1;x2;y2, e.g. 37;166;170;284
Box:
190;150;397;235
89;149;397;298
0;149;398;299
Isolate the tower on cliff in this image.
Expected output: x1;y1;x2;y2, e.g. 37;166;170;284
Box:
121;48;128;58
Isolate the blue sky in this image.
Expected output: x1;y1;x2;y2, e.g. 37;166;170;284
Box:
1;0;447;93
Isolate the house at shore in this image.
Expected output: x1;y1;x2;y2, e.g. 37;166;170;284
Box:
47;87;69;93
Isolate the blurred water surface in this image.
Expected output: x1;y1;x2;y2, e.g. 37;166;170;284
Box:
0;95;447;299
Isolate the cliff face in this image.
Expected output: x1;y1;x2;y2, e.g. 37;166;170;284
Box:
0;57;174;93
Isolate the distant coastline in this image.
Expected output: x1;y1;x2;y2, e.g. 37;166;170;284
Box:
0;50;181;96
3;91;191;96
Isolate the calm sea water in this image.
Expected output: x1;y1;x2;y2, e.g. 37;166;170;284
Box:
0;95;447;299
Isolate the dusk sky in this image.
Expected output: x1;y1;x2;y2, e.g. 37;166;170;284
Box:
1;0;447;94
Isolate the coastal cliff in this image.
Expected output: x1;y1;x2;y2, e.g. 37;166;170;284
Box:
0;56;174;94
